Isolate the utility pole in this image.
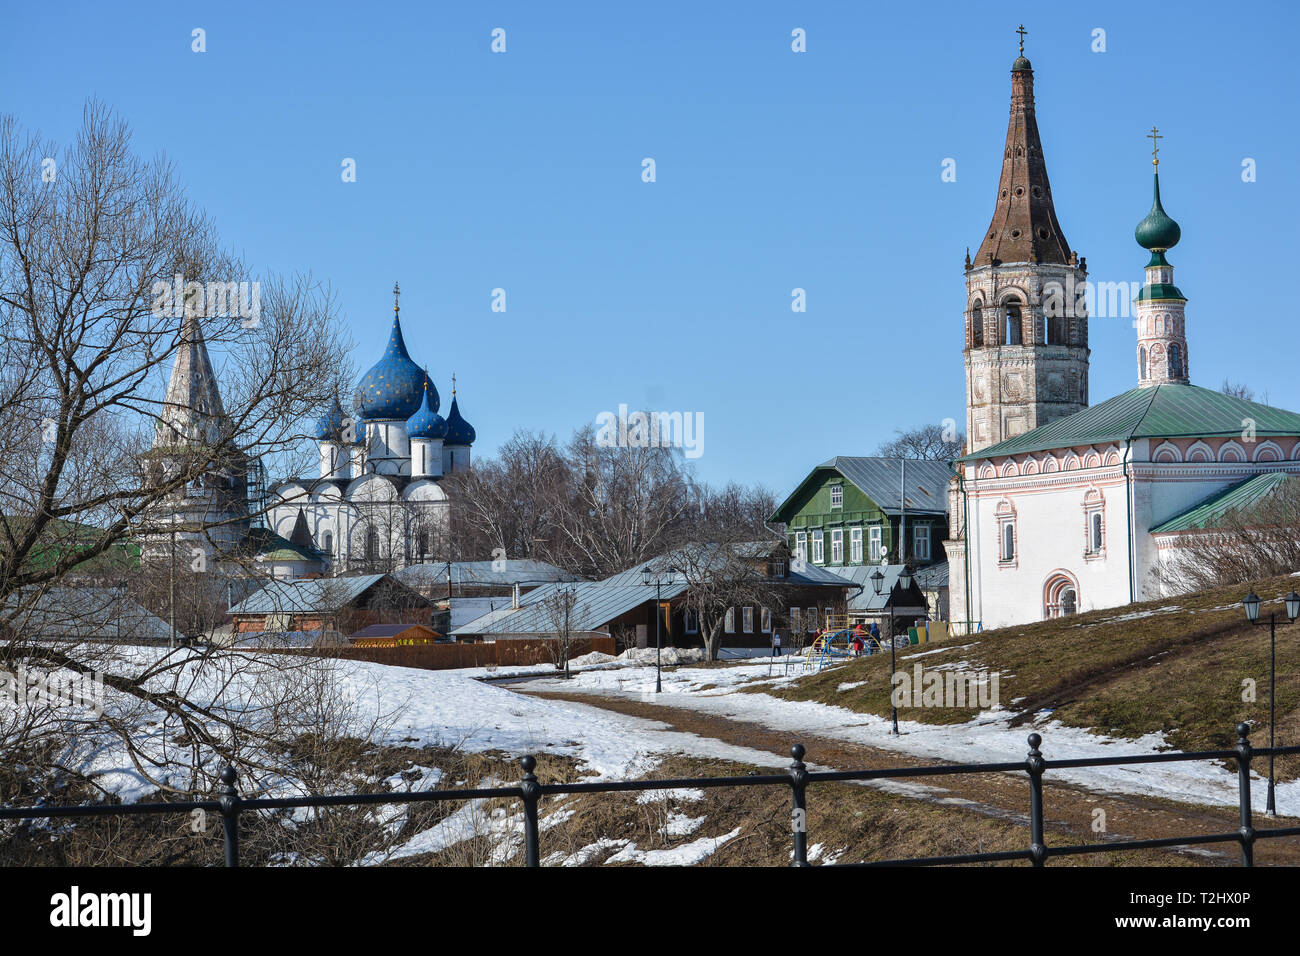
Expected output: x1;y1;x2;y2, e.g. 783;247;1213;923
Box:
169;525;176;651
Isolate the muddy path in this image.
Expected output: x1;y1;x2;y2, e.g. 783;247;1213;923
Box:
523;689;1300;866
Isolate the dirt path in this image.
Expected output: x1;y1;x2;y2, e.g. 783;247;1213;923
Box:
523;689;1300;866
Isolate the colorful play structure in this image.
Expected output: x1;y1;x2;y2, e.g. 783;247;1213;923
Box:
804;617;951;672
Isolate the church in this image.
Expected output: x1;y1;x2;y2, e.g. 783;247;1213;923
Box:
267;284;475;571
944;39;1300;632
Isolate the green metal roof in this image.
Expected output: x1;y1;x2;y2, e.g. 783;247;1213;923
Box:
771;457;953;523
1150;472;1298;534
962;384;1300;461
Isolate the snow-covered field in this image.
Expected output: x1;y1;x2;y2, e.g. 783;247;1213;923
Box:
513;655;1300;817
9;642;1296;864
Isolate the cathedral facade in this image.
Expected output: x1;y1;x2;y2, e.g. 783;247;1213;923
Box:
944;43;1300;632
267;286;475;571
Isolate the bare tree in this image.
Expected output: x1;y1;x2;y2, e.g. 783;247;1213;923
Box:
538;586;580;677
1152;477;1300;593
0;101;351;794
1221;379;1268;406
876;423;965;461
669;544;770;662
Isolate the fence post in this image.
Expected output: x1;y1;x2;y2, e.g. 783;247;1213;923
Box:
789;744;809;866
520;755;540;867
218;765;240;868
1026;733;1046;868
1234;723;1255;867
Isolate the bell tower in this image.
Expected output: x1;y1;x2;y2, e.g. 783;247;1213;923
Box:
964;28;1090;454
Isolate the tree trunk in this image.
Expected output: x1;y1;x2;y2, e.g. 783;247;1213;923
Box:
701;620;723;662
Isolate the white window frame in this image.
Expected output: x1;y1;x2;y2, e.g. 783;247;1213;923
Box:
794;531;807;561
805;607;817;632
869;525;882;562
1000;520;1016;563
685;608;699;634
743;607;754;633
830;529;843;564
913;524;930;561
761;607;772;633
790;607;801;633
811;531;824;564
830;484;844;510
725;608;735;633
850;526;863;563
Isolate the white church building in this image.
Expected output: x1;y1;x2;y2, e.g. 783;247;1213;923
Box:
945;44;1300;632
268;285;476;571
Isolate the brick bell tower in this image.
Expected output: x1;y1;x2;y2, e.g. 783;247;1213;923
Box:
963;28;1090;454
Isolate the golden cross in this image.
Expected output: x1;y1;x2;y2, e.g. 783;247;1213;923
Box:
1147;126;1162;166
393;281;401;315
452;371;457;397
1016;24;1027;54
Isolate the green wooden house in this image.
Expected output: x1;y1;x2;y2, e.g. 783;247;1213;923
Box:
770;457;953;569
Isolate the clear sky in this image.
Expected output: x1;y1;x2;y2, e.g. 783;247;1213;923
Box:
4;0;1297;495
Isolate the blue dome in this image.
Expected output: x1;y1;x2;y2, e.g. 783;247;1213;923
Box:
355;316;427;420
406;378;447;440
444;395;476;446
312;397;348;441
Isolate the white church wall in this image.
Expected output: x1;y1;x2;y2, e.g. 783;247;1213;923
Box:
967;468;1130;628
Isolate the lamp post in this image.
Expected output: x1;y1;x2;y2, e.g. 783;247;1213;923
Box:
872;565;902;735
642;565;676;693
1242;587;1300;815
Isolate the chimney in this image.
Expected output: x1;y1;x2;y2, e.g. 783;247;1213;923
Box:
512;582;520;609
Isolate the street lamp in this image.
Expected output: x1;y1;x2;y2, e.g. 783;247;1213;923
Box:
642;564;672;693
1241;587;1300;815
871;567;899;735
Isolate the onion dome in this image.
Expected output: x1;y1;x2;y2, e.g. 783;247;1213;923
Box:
406;377;447;440
355;284;427;420
443;377;475;445
1135;170;1181;252
312;396;349;442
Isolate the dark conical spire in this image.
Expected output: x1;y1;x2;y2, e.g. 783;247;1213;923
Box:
973;32;1073;267
154;311;229;448
289;508;314;549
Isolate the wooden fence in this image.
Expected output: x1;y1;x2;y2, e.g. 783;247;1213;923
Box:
263;636;617;671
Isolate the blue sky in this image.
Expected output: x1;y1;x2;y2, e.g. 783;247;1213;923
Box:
4;0;1297;494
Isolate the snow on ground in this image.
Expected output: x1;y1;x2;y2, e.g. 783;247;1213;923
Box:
514;660;1300;817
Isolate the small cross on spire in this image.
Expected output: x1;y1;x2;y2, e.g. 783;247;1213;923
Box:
393;281;401;315
1147;126;1162;167
451;371;457;397
1016;24;1027;54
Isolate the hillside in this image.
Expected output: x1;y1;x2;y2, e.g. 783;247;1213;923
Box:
767;572;1300;780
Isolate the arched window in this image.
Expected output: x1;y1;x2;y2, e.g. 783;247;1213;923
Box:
1046;311;1066;346
1004;303;1022;345
323;531;334;557
417;530;430;557
971;305;983;348
1002;524;1015;561
1139;347;1147;379
1060;588;1077;615
1168;344;1181;378
365;528;380;561
1091;513;1102;552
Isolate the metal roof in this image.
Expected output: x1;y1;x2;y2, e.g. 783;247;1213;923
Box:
772;457;953;522
1150;472;1298;534
3;587;172;641
451;581;687;636
963;384;1300;461
394;559;585;590
453;542;849;636
228;574;388;615
819;565;931;612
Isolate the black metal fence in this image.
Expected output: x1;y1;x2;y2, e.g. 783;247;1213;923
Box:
3;722;1298;866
